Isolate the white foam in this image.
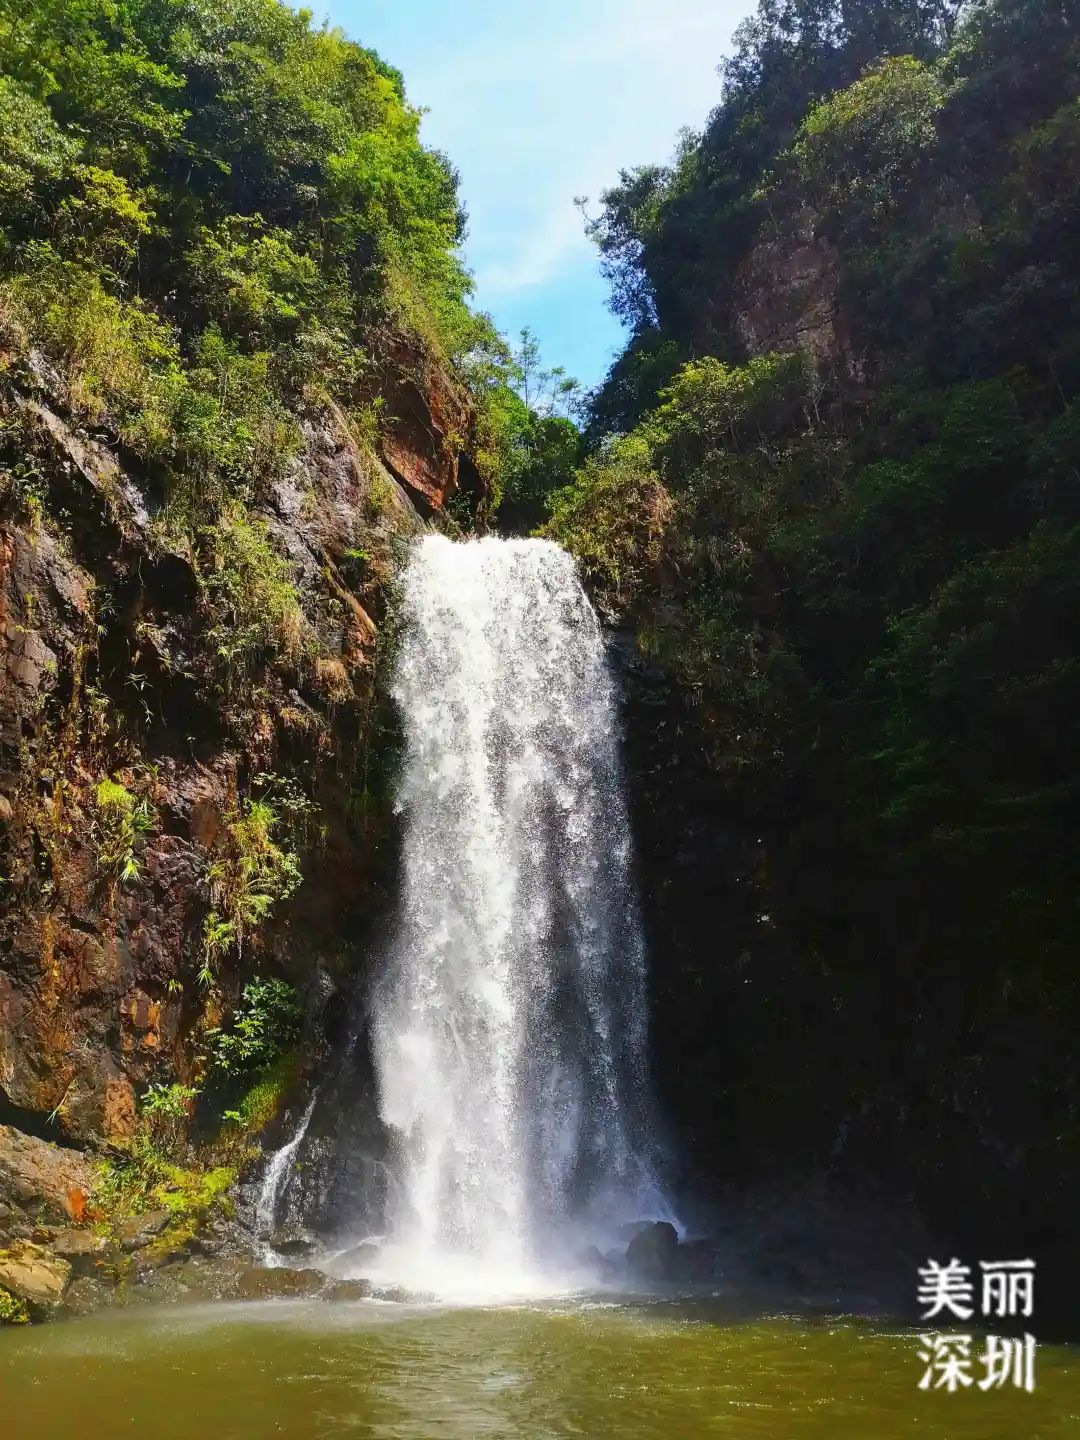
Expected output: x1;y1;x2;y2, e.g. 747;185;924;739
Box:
368;536;668;1299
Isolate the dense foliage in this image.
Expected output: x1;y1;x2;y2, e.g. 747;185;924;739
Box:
0;0;530;1164
206;974;301;1076
0;0;556;546
551;0;1080;1264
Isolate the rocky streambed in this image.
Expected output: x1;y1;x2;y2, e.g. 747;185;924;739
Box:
0;1122;432;1323
0;1121;735;1326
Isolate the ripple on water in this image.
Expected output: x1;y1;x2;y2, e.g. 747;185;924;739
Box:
1;1299;1078;1440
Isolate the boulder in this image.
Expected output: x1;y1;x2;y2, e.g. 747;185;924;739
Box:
625;1221;680;1281
0;1239;71;1311
576;1244;620;1282
51;1228;111;1277
578;1244;606;1272
323;1277;374;1302
63;1276;115;1317
167;1255;249;1302
615;1221;655;1245
233;1266;327;1300
0;1126;95;1224
371;1284;417;1303
130;1241;192;1276
128;1264;196;1306
675;1238;722;1283
115;1209;171;1250
51;1228;108;1259
269;1226;319;1258
324;1240;380;1277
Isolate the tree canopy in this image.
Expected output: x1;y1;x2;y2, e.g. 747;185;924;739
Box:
548;0;1080;1235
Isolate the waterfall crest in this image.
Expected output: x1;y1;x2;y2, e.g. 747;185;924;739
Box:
371;536;666;1296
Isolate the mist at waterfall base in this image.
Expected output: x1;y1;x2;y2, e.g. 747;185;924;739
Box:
323;535;673;1302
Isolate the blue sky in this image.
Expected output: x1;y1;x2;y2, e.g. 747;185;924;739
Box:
324;1;753;390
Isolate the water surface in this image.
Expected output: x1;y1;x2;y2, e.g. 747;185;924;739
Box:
4;1298;1077;1439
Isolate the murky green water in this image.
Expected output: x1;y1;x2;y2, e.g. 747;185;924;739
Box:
3;1298;1077;1439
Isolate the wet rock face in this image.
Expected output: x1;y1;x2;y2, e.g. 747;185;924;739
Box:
625;1221;680;1282
0;1125;95;1225
0;527;79;729
0;346;475;1151
0;764;217;1133
374;333;474;512
733;214;845;368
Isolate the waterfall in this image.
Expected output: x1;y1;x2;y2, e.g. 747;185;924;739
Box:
369;536;667;1298
256;1091;318;1245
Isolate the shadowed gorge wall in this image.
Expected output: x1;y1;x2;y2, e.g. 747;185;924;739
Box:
546;0;1080;1324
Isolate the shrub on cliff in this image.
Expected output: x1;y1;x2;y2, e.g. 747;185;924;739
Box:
553;0;1080;1226
0;0;511;528
92;777;157;887
206;976;301;1078
201;800;302;983
543;433;671;617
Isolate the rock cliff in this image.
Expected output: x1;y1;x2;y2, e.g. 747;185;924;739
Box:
0;341;477;1149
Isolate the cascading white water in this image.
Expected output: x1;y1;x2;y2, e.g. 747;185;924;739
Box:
255;1091;317;1250
370;536;667;1299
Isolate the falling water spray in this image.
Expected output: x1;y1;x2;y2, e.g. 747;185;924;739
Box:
370;536;667;1297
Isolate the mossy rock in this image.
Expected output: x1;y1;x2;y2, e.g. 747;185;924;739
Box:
233;1266;326;1300
0;1284;30;1325
0;1240;71;1315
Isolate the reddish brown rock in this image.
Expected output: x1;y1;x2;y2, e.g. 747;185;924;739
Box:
733;211;847;369
0;1127;95;1224
101;1076;136;1140
120;988;163;1052
374;334;474;511
0;341;471;1148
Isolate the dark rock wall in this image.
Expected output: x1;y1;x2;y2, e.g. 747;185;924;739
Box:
0;348;473;1150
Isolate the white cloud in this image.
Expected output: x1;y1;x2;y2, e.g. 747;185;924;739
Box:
329;0;751;377
474;205;588;296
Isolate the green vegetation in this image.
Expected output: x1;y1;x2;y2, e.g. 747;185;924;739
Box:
543;432;671;616
92;776;156;885
550;0;1080;1236
201;801;302;984
0;0;487;405
127;974;298;1177
199;505;309;690
220;1050;299;1130
94;1129;236;1252
141;1081;201;1121
0;1285;29;1325
0;0;544;643
97;985;299;1244
483;328;585;532
207;975;301;1077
